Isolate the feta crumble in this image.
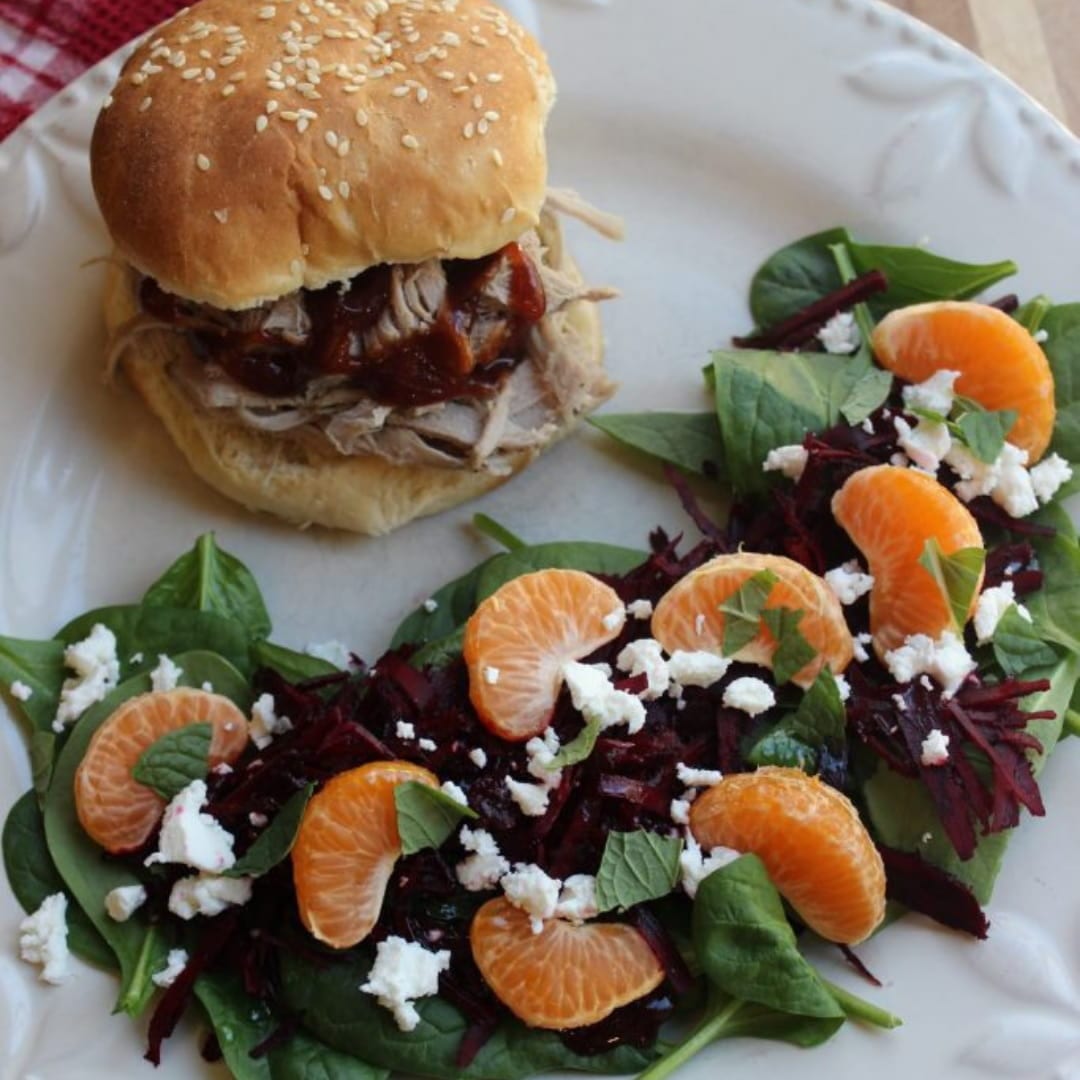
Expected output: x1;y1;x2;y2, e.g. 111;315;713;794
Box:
824;561;874;606
991;443;1038;518
501;863;561;934
54;623;120;732
679;836;740;899
627;599;654;620
667;650;729;689
852;632;873;663
883;631;975;697
1030;453;1073;504
19;893;70;984
553;874;598;924
901;369;959;416
835;673;851;702
1033;328;1049;344
482;665;500;686
150;654;183;693
151;948;189;989
670;798;692;826
168;873;253;920
676;762;722;788
505;777;552;817
422;598;439;613
304;640;352;669
816;311;861;355
105;884;147;922
440;781;468;807
396;720;416;740
9;680;33;702
561;661;646;734
144;780;236;872
360;936;451;1032
763;444;808;481
455;826;510;892
418;737;437;752
974;582;1031;645
920;728;951;767
893;415;951;473
722;676;776;717
249;812;269;828
250;693;292;750
468;747;488;769
616;639;669;700
602;606;626;633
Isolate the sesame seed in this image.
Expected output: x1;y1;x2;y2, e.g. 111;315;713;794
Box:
486;72;503;83
463;122;475;138
354;108;368;126
318;184;334;201
401;133;419;149
256;115;269;132
204;68;216;80
491;148;503;167
182;67;201;79
139;96;153;112
229;72;246;82
221;83;236;97
501;207;516;224
477;118;489;135
131;72;147;85
392;85;410;97
199;48;212;60
325;130;339;148
213;208;229;223
467;71;478;84
437;70;455;80
338;180;350;198
484;110;499;122
472;93;483;108
297;117;310;133
298;108;318;118
281;110;300;121
258;4;276;17
220;55;237;65
337;138;350;156
416;86;428;103
268;80;286;90
196;154;211;171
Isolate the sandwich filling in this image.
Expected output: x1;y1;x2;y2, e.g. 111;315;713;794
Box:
117;206;616;474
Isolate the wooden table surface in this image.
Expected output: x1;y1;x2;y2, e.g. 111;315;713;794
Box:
886;0;1079;130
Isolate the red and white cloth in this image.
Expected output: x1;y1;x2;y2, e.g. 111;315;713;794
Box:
0;0;185;140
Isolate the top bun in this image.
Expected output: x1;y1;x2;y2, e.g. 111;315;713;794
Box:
91;0;554;310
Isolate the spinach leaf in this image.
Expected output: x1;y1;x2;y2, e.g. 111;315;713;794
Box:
718;569;777;656
953;400;1017;464
390;557;501;650
143;533;272;639
1040;304;1080;463
1020;507;1080;656
250;640;339;682
131;723;211;800
749;669;845;770
547;716;602;769
475;542;646;602
30;730;56;800
1016;294;1052;336
472;514;527;552
748;227;850;330
0;635;65;733
395;782;477;857
2;790;114;969
992;606;1061;677
918;540;986;632
692;855;843;1019
588;412;725;476
227;784;314;879
409;628;466;672
44;651;250;1015
746;727;818;770
759;607;816;685
272;1033;390;1080
595;830;682;913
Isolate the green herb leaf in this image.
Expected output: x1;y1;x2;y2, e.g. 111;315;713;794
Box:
992;605;1062;676
0;635;65;734
840;366;894;425
760;607;817;685
131;723;212;800
918;540;986;633
227;784;314;878
475;542;646;602
390;557;502;650
142;533;272;640
589;412;725;476
1015;294;1052;336
748;227;850;329
547;716;602;769
790;667;847;742
394;782;477;857
746;727;819;771
1033;303;1080;464
595;830;682;913
30;730;56;800
953;399;1018;464
249;640;339;683
473;514;528;552
719;569;777;656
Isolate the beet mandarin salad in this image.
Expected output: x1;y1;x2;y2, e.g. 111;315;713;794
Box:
5;227;1080;1079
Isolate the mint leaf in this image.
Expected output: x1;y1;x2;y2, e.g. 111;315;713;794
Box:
992;605;1061;677
547;716;602;769
226;784;313;878
840;367;893;425
760;607;817;685
589;412;725;477
719;570;778;656
747;728;818;771
918;540;986;632
595;830;682;913
394;782;476;857
131;723;211;800
790;668;847;743
953;399;1017;464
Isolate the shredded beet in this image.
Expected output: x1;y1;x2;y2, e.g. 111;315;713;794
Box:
628;906;695;997
838;944;882;987
878;845;990;939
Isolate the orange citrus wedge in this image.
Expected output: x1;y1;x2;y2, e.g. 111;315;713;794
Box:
292;760;438;949
690;766;886;945
74;688;248;854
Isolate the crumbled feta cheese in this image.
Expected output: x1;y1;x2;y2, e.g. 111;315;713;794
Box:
679;836;740;899
304;640;352;669
249;811;269;828
944;443;999;503
525;727;561;781
920;728;951;767
602;606;626;633
212;762;233;776
501;863;561;933
201;682;214;693
883;631;975;697
396;720;415;740
505;777;552;817
763;444;808;481
561;661;646;734
991;443;1038;518
834;673;851;702
852;632;873;663
54;623;120;732
129;652;144;665
168;873;252;920
894;415;951;473
974;582;1032;645
616;639;669;700
861;417;875;435
722;677;776;717
919;674;934;691
901;369;959;416
455;826;510;892
921;831;934;844
360;936;451;1032
150;654;183;693
667;650;729;689
676;762;722;788
824;560;874;606
440;781;468;807
9;680;33;701
250;693;292;750
19;893;70;984
418;737;437;752
468;747;488;769
482;666;500;686
1030;453;1073;504
670;798;692;826
554;874;598;924
892;692;908;713
151;948;189;988
105;884;147;922
816;311;860;355
422;598;439;613
144;780;236;872
627;599;653;620
1033;328;1049;344
889;451;910;468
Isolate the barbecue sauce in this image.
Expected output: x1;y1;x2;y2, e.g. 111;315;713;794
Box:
139;242;547;408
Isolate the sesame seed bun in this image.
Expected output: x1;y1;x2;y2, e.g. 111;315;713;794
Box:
91;0;555;310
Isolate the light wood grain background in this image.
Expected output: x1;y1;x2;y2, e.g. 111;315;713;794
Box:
886;0;1079;129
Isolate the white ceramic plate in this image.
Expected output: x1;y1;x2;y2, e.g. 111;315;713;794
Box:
3;0;1080;1076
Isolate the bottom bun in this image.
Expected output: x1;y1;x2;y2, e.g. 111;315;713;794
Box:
103;244;606;535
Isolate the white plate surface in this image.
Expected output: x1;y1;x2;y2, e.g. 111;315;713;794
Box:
3;0;1080;1076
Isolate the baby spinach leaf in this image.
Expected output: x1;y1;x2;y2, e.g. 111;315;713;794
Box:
1038;304;1080;463
2;790;114;969
953;400;1017;464
760;607;816;685
822;978;902;1028
918;540;986;633
143;533;272;640
719;569;777;656
589;412;725;476
595;830;682;913
475;542;646;602
250;640;339;683
131;723;211;800
748;227;850;330
746;727;818;771
390;556;502;649
992;606;1061;677
272;1033;390;1080
472;514;527;552
30;730;56;800
227;784;314;878
692;854;843;1019
0;635;65;733
395;782;477;857
409;627;466;672
749;669;846;770
1015;294;1052;335
827;241;875;342
840;366;894;425
547;716;602;769
1025;506;1080;656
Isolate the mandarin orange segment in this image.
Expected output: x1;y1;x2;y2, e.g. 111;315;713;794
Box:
74;688;249;854
463;569;626;742
650;552;853;689
831;464;984;656
470;897;665;1029
689;766;885;945
872;300;1055;461
291;760;438;949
